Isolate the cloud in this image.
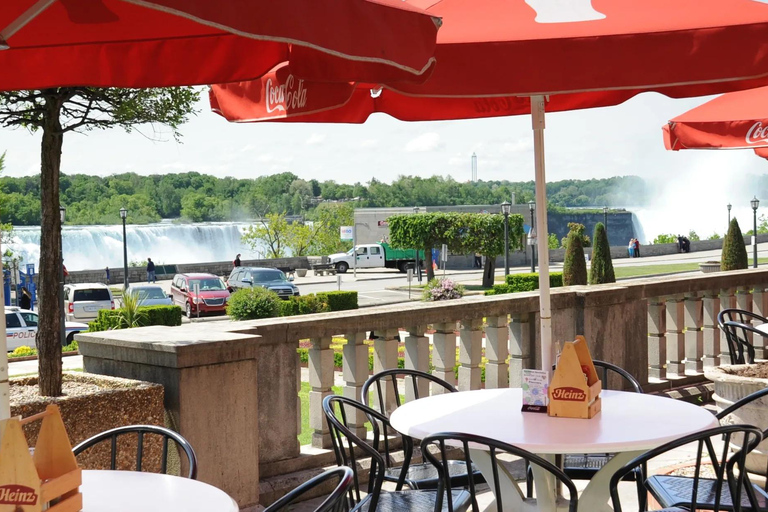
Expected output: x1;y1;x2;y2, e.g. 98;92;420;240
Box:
405;132;442;152
306;133;326;145
499;138;533;154
240;143;256;152
360;139;378;148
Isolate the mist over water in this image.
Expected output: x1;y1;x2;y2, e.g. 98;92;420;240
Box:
8;222;261;271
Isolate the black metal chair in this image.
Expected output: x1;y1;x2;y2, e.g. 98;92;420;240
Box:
323;395;471;512
526;360;646;506
717;308;768;364
264;467;354;512
422;432;578;512
72;425;198;479
362;369;480;490
610;424;765;512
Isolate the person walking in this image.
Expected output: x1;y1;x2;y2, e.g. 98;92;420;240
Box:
234;253;241;268
633;238;640;258
627;239;635;258
19;287;32;310
146;258;156;283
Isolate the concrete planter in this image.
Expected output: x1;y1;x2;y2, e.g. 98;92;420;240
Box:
706;365;768;475
296;268;308;278
11;372;166;471
699;261;721;273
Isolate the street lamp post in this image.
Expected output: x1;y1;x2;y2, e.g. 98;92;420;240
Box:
528;201;536;273
752;197;760;269
59;206;66;347
501;201;511;276
120;208;128;289
728;203;732;226
603;205;608;229
413;207;422;282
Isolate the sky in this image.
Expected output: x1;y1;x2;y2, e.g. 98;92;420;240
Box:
0;90;766;239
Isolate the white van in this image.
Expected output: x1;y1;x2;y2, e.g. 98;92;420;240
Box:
63;283;115;322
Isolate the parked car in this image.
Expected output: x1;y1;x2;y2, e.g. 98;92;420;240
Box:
63;283;115;322
226;267;300;299
171;273;230;318
5;307;88;350
125;284;173;307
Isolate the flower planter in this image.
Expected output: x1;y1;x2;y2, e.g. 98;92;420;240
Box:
296;268;307;278
705;365;768;475
699;261;721;273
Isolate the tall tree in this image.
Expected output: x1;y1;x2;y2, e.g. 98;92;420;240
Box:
589;222;615;284
563;230;587;286
0;87;198;396
721;218;749;271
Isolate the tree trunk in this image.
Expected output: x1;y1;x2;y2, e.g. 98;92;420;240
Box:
482;255;496;288
425;246;435;281
38;91;65;397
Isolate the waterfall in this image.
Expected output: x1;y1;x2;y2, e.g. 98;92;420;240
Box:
7;221;266;271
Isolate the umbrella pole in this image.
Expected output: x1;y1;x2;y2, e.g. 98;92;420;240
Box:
0;224;9;419
531;95;552;375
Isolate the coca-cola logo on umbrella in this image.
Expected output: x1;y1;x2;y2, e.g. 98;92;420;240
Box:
525;0;605;23
746;121;768;146
265;75;308;114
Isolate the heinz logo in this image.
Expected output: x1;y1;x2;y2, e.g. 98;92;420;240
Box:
0;484;37;505
552;387;587;402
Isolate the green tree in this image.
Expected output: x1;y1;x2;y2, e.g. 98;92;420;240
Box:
560;222;590;248
242;213;290;258
688;230;701;242
589;222;615;284
563;230;587;286
308;203;354;255
285;221;321;256
652;233;677;244
548;233;559;250
721;218;749;271
0;86;198;397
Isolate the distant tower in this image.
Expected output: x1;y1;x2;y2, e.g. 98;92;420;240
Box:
471;152;477;182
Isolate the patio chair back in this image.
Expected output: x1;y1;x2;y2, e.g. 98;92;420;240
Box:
720;321;759;364
422;432;578;512
362;369;457;417
264;466;354;512
592;360;643;393
73;424;198;479
718;308;768;328
609;424;764;512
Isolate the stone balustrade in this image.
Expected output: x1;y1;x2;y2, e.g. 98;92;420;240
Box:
76;267;768;509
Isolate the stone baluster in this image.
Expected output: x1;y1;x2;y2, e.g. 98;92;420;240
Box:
403;325;429;401
647;298;666;381
343;332;368;439
373;328;400;415
665;295;685;378
308;336;333;448
485;316;509;389
509;314;533;388
432;323;457;394
684;293;703;374
459;318;483;391
752;286;768;359
702;291;721;368
720;288;736;364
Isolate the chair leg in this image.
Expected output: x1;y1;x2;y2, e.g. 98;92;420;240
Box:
526;461;534;498
635;464;647;511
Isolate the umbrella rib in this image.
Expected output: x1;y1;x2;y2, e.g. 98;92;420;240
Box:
1;0;57;42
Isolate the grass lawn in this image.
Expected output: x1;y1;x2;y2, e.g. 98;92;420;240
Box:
299;381;343;446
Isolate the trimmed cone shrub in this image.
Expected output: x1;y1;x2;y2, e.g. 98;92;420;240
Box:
589;222;616;284
721;218;749;271
227;287;280;320
563;230;587;286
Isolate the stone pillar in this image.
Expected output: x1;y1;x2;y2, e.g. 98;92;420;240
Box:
752;286;768;359
343;332;368;439
648;298;666;381
403;325;429;401
485;316;509;389
309;336;333;449
684;294;703;374
702;292;721;368
458;318;483;391
509;314;533;388
373;328;400;414
431;323;457;394
720;288;736;364
737;286;754;348
665;296;685;378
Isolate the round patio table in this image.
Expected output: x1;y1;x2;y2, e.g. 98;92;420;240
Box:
81;470;239;511
390;388;719;512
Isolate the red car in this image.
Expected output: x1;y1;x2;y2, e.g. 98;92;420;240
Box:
171;273;231;318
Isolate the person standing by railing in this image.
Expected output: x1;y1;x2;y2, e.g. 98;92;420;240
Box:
146;258;156;283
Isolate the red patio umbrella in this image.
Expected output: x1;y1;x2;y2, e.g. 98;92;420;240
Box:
211;0;768;374
663;85;768;160
0;0;440;92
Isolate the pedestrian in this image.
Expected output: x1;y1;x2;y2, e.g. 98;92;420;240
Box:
62;260;69;283
474;252;482;268
105;266;110;283
19;287;31;310
633;238;640;258
628;239;635;258
233;253;241;268
146;258;156;283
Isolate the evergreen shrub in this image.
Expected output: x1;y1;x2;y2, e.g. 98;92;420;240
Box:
589;222;616;284
563;231;587;286
721;218;749;271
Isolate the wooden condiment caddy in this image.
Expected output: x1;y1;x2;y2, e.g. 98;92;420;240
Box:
0;405;82;512
548;336;602;419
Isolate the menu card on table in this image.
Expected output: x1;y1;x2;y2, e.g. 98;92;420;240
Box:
521;369;549;413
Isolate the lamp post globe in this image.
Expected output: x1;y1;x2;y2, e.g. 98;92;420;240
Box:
528;201;536;273
752;197;760;268
501;201;511;276
727;203;732;225
120;208;129;289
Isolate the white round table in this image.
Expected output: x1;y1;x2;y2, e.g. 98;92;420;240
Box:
390;388;719;512
81;470;239;512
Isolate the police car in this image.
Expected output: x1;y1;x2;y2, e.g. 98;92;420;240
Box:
5;307;88;351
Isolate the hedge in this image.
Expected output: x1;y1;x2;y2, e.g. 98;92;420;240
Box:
485;272;564;295
278;291;358;317
88;305;182;331
316;291;358;311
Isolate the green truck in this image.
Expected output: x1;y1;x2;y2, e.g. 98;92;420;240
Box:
327;243;425;273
